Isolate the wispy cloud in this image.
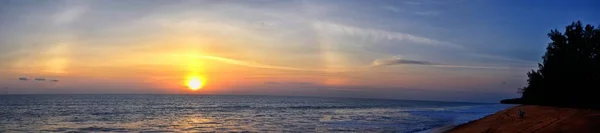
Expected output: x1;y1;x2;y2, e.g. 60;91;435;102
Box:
403;1;423;5
186;55;323;72
414;11;440;16
467;53;538;64
53;3;88;24
382;6;403;13
372;56;433;67
371;56;511;69
194;54;512;72
17;77;60;82
313;21;464;49
182;54;368;72
34;77;46;81
428;65;511;70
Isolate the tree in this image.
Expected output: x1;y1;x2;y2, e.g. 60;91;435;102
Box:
519;21;600;107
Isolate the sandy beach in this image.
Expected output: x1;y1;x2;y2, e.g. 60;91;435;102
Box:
447;105;600;133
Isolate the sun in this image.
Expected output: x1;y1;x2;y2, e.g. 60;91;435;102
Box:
186;76;204;91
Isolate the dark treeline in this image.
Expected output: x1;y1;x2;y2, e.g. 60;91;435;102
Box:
502;21;600;107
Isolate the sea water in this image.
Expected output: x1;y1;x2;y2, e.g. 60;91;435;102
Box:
0;95;511;132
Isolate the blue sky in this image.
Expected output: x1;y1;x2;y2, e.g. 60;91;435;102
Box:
0;0;598;102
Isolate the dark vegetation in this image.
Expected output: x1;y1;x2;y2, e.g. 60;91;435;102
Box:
501;21;600;108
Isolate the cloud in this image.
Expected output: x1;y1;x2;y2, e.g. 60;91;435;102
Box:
371;56;511;69
53;3;88;24
191;55;324;72
173;54;358;72
403;1;423;5
34;77;46;81
17;77;59;82
382;6;403;13
414;11;440;16
313;21;464;49
428;64;511;70
467;53;537;64
372;56;433;67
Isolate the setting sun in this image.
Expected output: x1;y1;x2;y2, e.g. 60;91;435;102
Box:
186;76;204;91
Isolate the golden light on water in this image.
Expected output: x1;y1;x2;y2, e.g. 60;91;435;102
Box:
186;76;205;91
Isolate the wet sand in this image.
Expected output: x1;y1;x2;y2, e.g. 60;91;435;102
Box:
447;105;600;133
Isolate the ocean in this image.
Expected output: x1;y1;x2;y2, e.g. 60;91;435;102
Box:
0;95;511;132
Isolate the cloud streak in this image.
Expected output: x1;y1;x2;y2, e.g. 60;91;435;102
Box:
313;21;464;49
403;1;423;5
372;56;433;67
192;54;511;72
382;6;403;13
414;11;440;16
191;55;324;72
467;53;538;64
371;56;511;69
17;77;60;82
53;3;88;24
34;77;46;81
428;65;511;70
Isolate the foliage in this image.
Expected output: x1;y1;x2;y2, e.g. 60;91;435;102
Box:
518;21;600;107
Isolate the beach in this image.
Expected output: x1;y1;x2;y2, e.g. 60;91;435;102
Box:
447;105;600;133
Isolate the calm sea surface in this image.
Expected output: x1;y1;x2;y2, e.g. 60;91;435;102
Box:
0;95;511;132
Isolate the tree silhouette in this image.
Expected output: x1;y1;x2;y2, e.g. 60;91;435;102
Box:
514;21;600;107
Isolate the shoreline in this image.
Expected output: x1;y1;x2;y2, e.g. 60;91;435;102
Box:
446;105;600;133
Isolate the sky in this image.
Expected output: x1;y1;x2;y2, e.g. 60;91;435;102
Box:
0;0;598;102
